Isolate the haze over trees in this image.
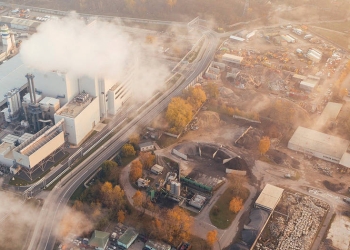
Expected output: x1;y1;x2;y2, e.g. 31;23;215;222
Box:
259;136;271;155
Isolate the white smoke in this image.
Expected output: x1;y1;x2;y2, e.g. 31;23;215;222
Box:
20;12;169;100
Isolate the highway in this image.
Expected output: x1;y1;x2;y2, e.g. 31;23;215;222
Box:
27;29;218;250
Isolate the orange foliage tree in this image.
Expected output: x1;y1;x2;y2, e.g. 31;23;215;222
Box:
166;97;193;133
122;143;136;157
229;197;243;213
259;136;270;155
130;160;143;182
117;210;125;223
206;230;218;247
187;86;207;109
139;152;156;169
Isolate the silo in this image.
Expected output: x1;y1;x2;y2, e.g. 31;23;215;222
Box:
174;182;181;196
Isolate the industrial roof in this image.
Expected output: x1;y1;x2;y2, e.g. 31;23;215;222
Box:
139;141;154;148
88;230;109;249
300;80;317;89
255;184;284;211
317;102;342;126
145;240;171;250
288;126;349;159
39;96;60;106
0;16;41;28
2;134;19;144
229;35;245;42
339;152;350;168
18;133;33;143
55;94;94;118
118;228;138;246
0;142;13;155
222;54;244;63
151;164;164;172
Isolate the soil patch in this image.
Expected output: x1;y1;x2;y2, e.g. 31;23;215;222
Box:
323;180;345;192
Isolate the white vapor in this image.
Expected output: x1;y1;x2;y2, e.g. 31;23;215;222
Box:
20;12;169;100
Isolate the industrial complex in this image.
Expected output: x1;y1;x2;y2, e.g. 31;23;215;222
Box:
0;23;136;177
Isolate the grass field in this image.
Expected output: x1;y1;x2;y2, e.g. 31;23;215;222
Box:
312;21;350;33
209;186;250;229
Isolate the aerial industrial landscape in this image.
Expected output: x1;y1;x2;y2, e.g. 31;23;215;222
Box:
0;1;349;250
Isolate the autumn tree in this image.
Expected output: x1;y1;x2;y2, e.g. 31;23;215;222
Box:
162;206;193;244
259;136;270;155
187;86;207;110
129;133;140;145
122;143;136;157
229;197;243;213
132;190;145;214
166;97;193;133
167;0;177;9
117;210;125;223
206;82;219;99
130;160;143;182
206;230;218;247
139;152;155;169
100;182;125;209
145;35;156;44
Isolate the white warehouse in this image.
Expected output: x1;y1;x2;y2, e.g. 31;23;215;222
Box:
288;126;350;164
54;92;100;146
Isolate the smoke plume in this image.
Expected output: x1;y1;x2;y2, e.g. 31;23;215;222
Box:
20;12;169;100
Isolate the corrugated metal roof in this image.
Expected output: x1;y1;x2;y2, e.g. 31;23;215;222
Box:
255;184;284;211
317;102;342;127
288;126;349;159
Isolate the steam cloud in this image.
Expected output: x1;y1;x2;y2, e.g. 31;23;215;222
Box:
20;12;169;100
0;189;92;249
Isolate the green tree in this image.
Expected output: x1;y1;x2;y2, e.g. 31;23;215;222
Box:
166;97;193;133
122;143;136;157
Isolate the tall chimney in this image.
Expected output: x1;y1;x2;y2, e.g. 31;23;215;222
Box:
30;74;36;104
25;73;34;103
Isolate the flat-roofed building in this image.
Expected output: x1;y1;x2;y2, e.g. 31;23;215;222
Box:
317;102;342;127
288;126;350;163
117;228;138;249
255;184;284;212
12;119;65;170
54;92;99;146
222;54;244;65
144;240;171;250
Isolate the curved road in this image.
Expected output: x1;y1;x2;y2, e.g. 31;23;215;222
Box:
27;30;219;250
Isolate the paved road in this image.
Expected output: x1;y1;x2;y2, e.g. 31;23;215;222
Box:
27;29;218;250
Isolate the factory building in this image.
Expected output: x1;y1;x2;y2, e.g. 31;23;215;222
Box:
222;54;244;65
12;119;65;176
54;92;99;146
117;228;138;250
288;126;350;164
0;16;41;32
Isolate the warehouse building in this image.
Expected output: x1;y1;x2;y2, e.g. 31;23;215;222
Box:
54;92;99;146
317;102;342;127
0;16;41;32
222;54;244;65
288;126;350;164
88;230;110;250
255;184;284;212
117;228;138;249
139;141;155;152
151;164;164;175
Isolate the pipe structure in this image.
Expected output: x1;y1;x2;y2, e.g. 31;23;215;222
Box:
25;74;34;103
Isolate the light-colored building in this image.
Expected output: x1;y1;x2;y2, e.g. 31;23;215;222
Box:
288;126;350;164
12;119;65;169
300;80;317;92
88;230;110;250
189;194;206;209
54;92;100;146
255;184;284;212
151;164;164;175
117;228;138;249
317;102;342;127
139;141;154;152
0;141;15;167
222;54;244;65
144;240;171;250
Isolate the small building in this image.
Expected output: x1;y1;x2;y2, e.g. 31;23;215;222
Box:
144;240;171;250
317;102;342;127
139;141;155;152
189;194;206;209
300;80;317;92
151;164;164;175
255;184;284;212
117;228;138;249
88;230;110;250
229;35;245;42
137;178;150;187
222;54;244;65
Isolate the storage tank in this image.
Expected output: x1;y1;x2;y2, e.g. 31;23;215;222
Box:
174;182;181;196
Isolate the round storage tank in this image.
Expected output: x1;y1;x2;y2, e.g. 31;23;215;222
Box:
174;182;181;196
